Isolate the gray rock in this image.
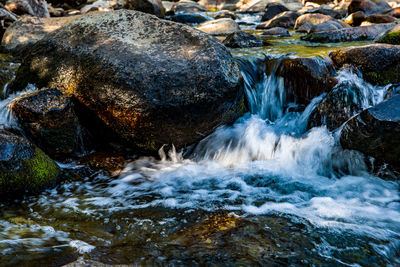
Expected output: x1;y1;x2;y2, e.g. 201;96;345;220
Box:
195;18;240;36
5;0;50;17
261;26;290;37
256;11;299;29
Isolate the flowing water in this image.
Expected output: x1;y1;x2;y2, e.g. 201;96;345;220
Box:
0;51;400;266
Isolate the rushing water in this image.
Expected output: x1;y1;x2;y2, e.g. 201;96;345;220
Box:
0;53;399;266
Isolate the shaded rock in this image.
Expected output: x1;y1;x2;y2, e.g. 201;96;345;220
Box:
348;0;391;15
388;7;400;18
12;10;244;153
261;2;288;22
171;13;212;24
275;56;336;105
214;10;237;20
344;11;366;26
0;55;20;95
171;0;208;13
223;30;266;48
303;8;346;19
256;11;299;29
366;14;396;23
47;3;65;16
80;0;114;14
302;22;398;42
340;95;400;175
1;15;81;57
11;88;82;158
0;8;18;42
195;18;240;36
123;0;165;18
78;152;133;176
0;129;60;197
5;0;50;17
46;0;87;9
376;24;400;44
294;13;333;31
261;26;290;36
330;44;400;85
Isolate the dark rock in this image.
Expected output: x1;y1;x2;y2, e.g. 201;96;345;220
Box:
348;0;391;15
1;15;82;57
0;8;18;39
123;0;165;18
330;44;400;85
0;55;19;96
171;0;208;13
340;95;400;175
223;30;266;48
214;10;237;20
303;8;346;19
302;22;398;43
344;11;366;26
261;26;290;37
0;129;60;197
294;13;334;31
366;14;396;24
5;0;49;17
388;7;400;18
275;56;336;105
11;88;82;158
12;10;244;153
80;0;115;14
46;0;87;9
171;13;212;24
195;18;240;36
256;11;299;29
261;3;289;22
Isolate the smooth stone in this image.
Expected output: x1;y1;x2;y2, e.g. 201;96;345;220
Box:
256;11;299;29
344;11;367;26
294;13;334;31
171;0;208;13
195;18;240;35
260;2;288;22
261;26;290;37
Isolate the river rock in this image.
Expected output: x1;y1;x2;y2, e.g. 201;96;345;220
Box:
214;10;237;20
261;26;290;36
12;10;244;153
195;18;240;36
330;44;400;85
366;14;397;23
389;7;400;18
275;56;336;105
261;2;288;22
340;95;400;174
11;88;82;158
239;0;302;13
0;129;60;197
46;0;87;9
256;11;299;29
294;13;334;31
0;8;18;39
5;0;50;17
303;8;346;19
0;55;20;95
171;13;212;24
344;11;366;26
197;0;238;11
307;20;350;33
123;0;165;17
302;22;398;42
375;24;400;44
80;0;114;14
171;0;208;13
347;0;391;15
223;30;266;48
1;15;81;57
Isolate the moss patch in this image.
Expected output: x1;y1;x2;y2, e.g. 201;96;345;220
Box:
378;31;400;45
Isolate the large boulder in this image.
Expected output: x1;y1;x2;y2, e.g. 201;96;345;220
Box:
12;10;244;153
302;22;398;42
340;95;400;175
294;13;334;31
261;2;289;22
5;0;50;17
11;88;82;158
256;11;299;29
0;130;60;197
330;44;400;85
195;18;240;36
1;15;82;57
375;24;400;44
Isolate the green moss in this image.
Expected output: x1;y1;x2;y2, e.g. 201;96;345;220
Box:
378;31;400;45
223;97;246;124
366;67;400;85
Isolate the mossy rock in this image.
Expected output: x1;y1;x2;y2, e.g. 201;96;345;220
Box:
0;130;60;197
377;30;400;45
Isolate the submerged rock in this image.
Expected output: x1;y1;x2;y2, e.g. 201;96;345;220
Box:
5;0;50;17
330;44;400;85
0;130;60;197
340;95;400;175
1;15;81;57
195;18;240;36
11;88;82;158
261;2;289;22
375;24;400;44
302;22;398;42
12;10;244;153
223;30;266;48
256;11;299;29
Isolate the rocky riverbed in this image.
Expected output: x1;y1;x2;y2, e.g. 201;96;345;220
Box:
0;0;400;266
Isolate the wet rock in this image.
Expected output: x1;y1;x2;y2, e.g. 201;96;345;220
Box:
12;10;244;153
11;88;82;158
302;22;398;42
307;20;350;33
275;56;336;105
171;0;208;13
0;55;20;95
5;0;50;17
388;7;400;18
344;11;366;26
195;18;240;36
0;129;60;197
223;30;266;48
260;2;288;22
214;10;237;20
340;95;400;175
78;152;133;176
366;14;396;23
376;24;400;44
171;13;212;24
256;11;299;29
348;0;391;15
123;0;165;18
1;15;81;57
294;13;333;31
330;44;400;85
261;26;290;37
63;260;133;267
